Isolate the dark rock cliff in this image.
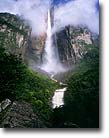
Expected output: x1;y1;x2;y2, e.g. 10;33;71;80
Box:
0;13;46;65
0;13;31;60
25;34;46;66
56;26;99;66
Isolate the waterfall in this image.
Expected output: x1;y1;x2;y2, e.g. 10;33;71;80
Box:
41;9;64;74
52;87;67;108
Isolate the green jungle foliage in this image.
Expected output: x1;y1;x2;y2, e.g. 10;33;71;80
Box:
52;45;99;128
0;45;57;125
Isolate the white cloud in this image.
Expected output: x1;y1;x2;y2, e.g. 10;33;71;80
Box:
53;0;99;34
0;0;50;36
0;0;99;35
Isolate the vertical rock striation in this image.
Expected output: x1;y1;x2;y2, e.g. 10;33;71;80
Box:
56;26;98;66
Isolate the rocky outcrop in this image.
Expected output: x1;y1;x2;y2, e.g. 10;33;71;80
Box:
0;13;31;60
0;99;11;113
56;28;76;65
25;34;46;65
0;101;46;128
0;13;47;65
56;26;98;65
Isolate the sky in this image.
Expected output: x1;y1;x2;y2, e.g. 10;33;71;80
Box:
53;0;99;34
53;0;99;9
0;0;99;35
52;0;73;5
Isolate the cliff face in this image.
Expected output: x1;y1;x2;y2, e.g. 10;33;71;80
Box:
56;26;98;65
25;34;46;66
0;13;31;60
0;13;99;68
0;13;46;65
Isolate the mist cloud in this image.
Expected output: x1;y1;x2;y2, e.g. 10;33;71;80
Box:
0;0;50;36
53;0;99;34
0;0;99;36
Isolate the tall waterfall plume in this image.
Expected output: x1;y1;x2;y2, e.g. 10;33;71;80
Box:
41;9;63;74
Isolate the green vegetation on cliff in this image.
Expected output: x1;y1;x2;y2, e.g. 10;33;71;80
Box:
0;13;58;127
0;46;57;127
0;13;30;61
52;45;99;128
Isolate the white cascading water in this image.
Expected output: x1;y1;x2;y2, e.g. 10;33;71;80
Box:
41;9;63;74
52;87;67;108
40;9;67;108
